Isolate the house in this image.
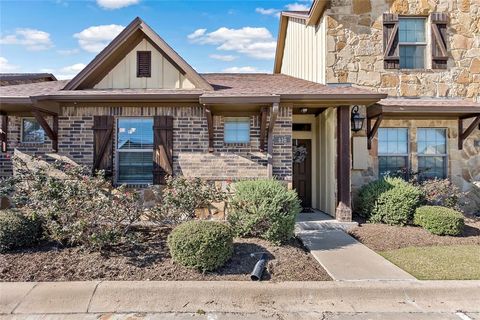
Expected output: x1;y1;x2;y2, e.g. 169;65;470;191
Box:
274;0;480;216
0;73;57;86
1;0;479;221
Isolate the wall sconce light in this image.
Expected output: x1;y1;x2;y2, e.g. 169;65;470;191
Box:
351;105;365;132
300;108;308;114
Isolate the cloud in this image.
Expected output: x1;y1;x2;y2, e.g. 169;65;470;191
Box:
0;28;53;51
255;8;280;17
57;48;80;55
54;63;87;80
0;57;18;72
188;27;276;60
285;2;311;11
74;24;124;53
96;0;140;9
209;54;237;62
222;66;269;73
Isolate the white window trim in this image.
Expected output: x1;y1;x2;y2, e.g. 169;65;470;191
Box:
417;127;448;180
115;117;154;186
223;117;251;144
21;117;45;144
378;127;410;177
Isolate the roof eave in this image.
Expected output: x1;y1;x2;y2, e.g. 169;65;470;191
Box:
200;95;280;105
33;93;202;103
0;97;33;105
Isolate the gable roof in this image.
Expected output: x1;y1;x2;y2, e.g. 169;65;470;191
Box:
0;73;57;86
274;0;329;73
64;17;213;91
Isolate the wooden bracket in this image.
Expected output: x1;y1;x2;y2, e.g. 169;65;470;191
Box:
267;103;279;178
204;106;214;153
458;115;480;150
367;114;383;150
0;112;7;153
259;107;268;152
32;109;58;152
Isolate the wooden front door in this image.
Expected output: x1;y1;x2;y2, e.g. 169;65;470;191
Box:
293;139;312;209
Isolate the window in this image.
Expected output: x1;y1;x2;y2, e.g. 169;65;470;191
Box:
399;18;426;69
137;51;151;77
224;117;250;143
22;118;44;143
417;128;447;180
292;123;312;131
378;128;409;177
117;118;153;184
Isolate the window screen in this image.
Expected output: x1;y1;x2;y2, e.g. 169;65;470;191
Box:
117;118;153;184
399;18;426;69
224;117;250;143
417;128;447;180
378;128;409;178
22;118;45;143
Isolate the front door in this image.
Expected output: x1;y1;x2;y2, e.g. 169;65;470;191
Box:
293;139;312;209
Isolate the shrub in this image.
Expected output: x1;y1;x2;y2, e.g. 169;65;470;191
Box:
0;210;41;252
414;206;465;236
357;179;393;218
357;177;423;225
227;179;301;244
420;179;464;210
167;220;233;271
4;155;142;250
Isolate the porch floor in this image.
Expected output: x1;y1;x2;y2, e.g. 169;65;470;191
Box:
295;210;416;281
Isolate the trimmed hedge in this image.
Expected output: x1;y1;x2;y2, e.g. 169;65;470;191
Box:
227;179;301;244
167;220;233;271
0;210;41;252
414;206;464;236
357;177;423;226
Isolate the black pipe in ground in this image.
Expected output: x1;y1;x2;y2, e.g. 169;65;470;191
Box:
250;253;267;281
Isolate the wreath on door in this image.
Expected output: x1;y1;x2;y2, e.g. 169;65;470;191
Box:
293;145;307;164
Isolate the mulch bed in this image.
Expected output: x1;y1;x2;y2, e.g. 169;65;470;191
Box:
348;215;480;252
0;226;330;282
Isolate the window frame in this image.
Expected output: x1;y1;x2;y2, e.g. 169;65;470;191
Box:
21;117;45;144
416;127;448;181
398;16;427;70
223;117;251;144
377;127;410;178
115;117;154;185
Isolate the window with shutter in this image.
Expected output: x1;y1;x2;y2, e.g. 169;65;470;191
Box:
153;116;173;185
431;13;448;69
93;115;114;177
137;51;151;77
383;13;400;69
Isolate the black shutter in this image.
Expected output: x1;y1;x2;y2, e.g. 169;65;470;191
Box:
0;113;7;153
92;115;114;177
431;13;448;69
137;51;152;77
153;116;173;185
383;13;400;69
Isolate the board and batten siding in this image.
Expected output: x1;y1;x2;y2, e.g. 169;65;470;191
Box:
94;38;195;89
281;16;327;84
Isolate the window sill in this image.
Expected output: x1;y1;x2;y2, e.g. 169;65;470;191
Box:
223;142;251;147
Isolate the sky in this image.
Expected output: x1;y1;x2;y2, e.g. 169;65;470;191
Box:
0;0;312;79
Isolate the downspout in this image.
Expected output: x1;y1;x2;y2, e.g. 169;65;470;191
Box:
267;103;279;178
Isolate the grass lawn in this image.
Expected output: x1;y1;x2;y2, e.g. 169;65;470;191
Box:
380;245;480;280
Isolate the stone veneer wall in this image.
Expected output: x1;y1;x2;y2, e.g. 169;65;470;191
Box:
1;105;293;184
325;0;480;101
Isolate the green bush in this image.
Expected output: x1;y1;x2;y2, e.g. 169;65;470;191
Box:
357;177;423;225
414;206;464;236
167;220;233;271
227;179;301;244
0;210;41;252
420;179;464;210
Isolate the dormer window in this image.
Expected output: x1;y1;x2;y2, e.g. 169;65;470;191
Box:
137;51;151;77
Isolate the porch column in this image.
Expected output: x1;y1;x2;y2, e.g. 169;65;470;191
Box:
267;103;279;178
336;106;352;221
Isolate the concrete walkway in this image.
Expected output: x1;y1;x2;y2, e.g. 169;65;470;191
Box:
296;211;416;281
1;281;480;316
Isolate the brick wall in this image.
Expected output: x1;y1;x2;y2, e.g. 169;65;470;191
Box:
1;105;293;184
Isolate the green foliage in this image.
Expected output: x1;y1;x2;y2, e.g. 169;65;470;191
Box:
227;179;301;244
357;177;423;225
148;176;226;225
420;179;464;210
0;210;41;252
414;206;465;236
4;155;142;250
167;220;233;271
